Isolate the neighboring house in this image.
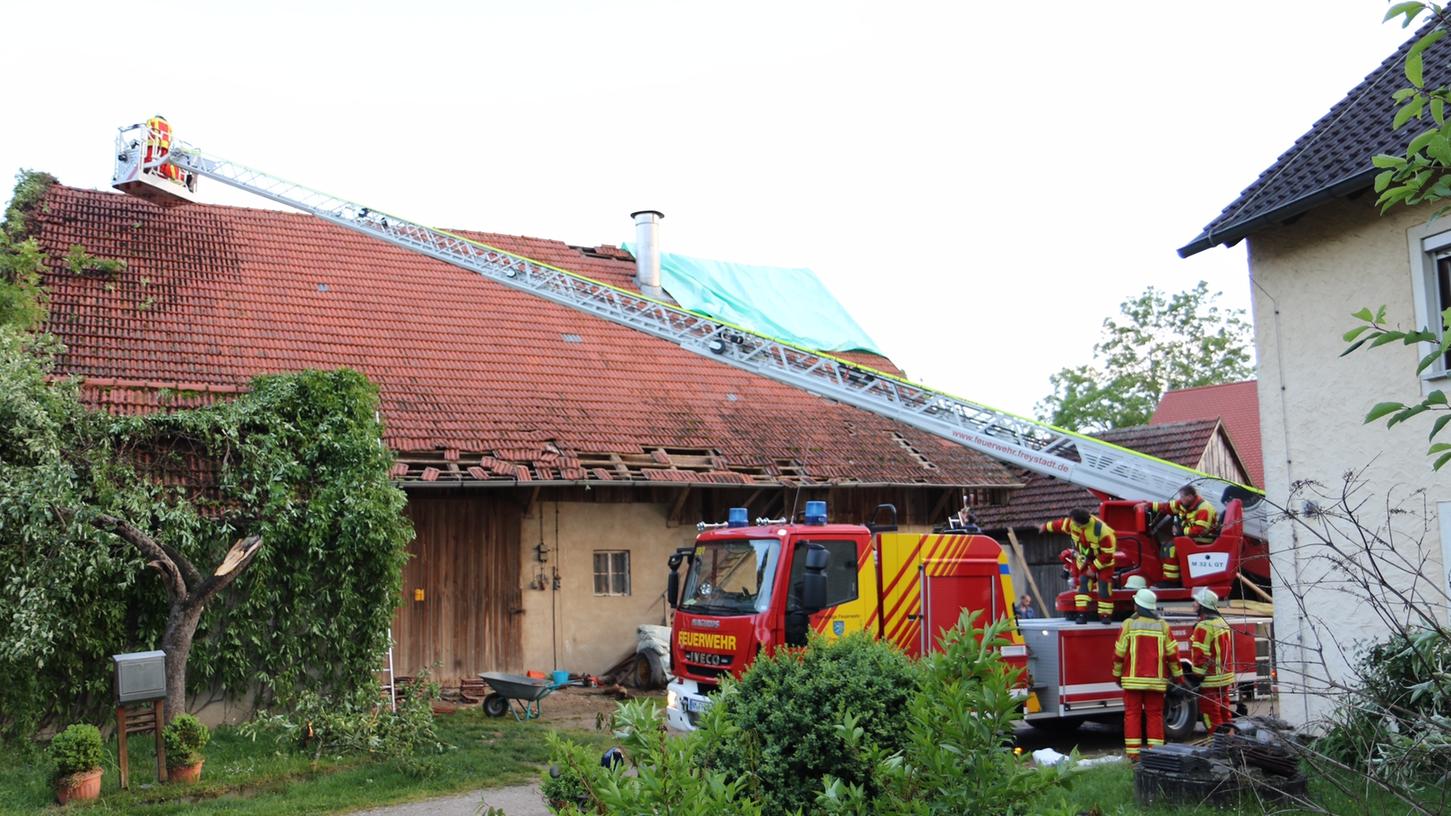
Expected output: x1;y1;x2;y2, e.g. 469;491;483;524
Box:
976;419;1252;605
1150;380;1263;486
29;183;1019;684
1180;23;1451;724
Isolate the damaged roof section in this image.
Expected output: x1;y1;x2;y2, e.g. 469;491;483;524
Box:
35;185;1015;489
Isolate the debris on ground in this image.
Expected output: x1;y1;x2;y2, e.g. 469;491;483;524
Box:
1075;754;1124;768
1032;747;1071;766
1135;716;1307;808
1030;748;1123;769
599;625;673;690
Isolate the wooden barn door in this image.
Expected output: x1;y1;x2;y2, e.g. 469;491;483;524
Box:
393;494;523;683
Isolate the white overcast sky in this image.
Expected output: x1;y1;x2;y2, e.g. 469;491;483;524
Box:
0;1;1415;416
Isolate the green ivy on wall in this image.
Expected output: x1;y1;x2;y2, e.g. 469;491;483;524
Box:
0;170;55;331
0;172;412;742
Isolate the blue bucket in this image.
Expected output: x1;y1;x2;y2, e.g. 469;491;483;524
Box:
550;670;570;686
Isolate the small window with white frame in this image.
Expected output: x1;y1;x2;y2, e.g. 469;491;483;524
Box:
1409;227;1451;379
593;550;631;596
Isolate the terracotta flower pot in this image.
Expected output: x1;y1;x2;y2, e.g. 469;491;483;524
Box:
54;768;102;805
168;760;204;784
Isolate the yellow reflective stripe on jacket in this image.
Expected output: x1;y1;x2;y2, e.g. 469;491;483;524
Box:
1047;515;1117;569
1192;616;1235;688
1153;498;1218;539
1113;615;1182;692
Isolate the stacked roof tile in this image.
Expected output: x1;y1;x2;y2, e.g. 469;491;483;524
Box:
974;420;1220;530
34;185;1013;488
1180;20;1451;256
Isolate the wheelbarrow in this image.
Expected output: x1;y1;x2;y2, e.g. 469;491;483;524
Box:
479;672;566;721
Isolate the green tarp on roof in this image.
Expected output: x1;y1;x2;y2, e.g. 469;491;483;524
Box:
624;245;881;355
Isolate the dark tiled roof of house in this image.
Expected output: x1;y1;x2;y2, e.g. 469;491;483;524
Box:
33;185;1013;488
1180;20;1451;257
1150;380;1262;486
975;420;1219;530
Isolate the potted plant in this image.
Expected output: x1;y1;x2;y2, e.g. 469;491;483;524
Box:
163;714;210;784
50;723;104;805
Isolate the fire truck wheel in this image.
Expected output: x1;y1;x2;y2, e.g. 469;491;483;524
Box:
1163;684;1198;741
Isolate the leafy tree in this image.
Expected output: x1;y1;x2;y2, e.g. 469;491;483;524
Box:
0;327;412;738
0;170;411;738
1036;281;1253;431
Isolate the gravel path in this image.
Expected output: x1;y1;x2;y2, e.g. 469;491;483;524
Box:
348;782;546;816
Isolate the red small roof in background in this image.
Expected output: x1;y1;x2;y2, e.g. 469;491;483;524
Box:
31;185;1007;488
1150;380;1262;486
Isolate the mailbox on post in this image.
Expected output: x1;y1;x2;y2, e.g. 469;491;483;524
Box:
111;650;167;788
113;650;166;704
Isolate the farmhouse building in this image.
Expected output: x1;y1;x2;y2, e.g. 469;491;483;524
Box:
30;183;1018;682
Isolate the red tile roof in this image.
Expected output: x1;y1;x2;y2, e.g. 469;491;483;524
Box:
1150;380;1262;486
34;185;1012;488
974;420;1220;530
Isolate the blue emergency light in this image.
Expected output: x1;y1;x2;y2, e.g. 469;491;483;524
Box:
804;500;828;525
728;507;749;528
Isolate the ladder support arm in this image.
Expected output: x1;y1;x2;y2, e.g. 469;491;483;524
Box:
157;145;1267;538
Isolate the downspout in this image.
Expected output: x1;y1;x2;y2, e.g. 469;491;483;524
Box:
553;500;561;672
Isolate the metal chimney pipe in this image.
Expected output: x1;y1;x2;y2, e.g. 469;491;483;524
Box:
631;210;664;298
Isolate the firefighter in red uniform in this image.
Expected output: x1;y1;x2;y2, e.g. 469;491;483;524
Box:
1149;485;1218;586
1042;508;1116;624
1190;588;1234;733
144;115;178;182
1112;588;1183;761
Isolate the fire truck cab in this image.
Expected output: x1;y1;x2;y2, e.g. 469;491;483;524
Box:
664;501;1025;730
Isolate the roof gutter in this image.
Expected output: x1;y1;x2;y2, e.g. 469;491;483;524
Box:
395;479;1025;490
1177;169;1376;258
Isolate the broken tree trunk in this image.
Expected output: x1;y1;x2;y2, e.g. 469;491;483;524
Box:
91;514;262;723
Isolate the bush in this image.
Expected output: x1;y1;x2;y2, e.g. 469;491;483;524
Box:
163;713;210;769
1317;626;1451;788
546;618;1070;815
239;672;448;778
816;612;1069;815
544;700;762;816
696;632;919;814
540;734;601;812
50;723;104;781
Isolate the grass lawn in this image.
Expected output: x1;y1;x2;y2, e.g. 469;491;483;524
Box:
1035;763;1433;815
0;708;610;815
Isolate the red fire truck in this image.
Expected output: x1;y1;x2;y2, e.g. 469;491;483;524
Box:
663;501;1269;738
